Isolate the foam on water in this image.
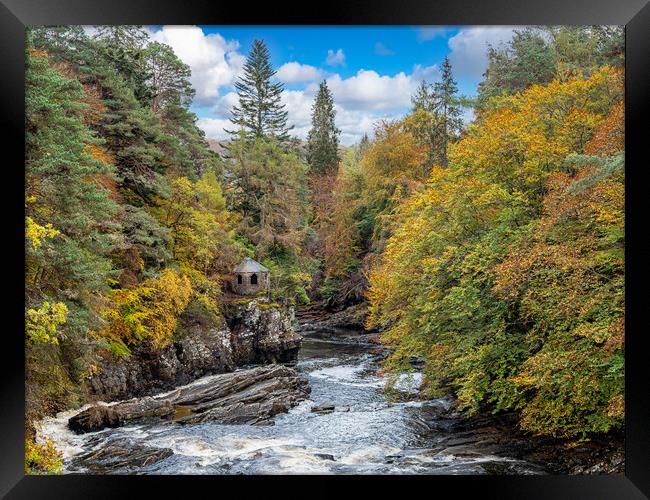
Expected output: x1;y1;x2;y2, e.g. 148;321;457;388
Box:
35;334;544;475
36;404;107;461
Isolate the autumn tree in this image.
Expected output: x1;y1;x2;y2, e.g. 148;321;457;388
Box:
155;172;240;291
359;119;428;248
476;26;624;114
367;67;623;438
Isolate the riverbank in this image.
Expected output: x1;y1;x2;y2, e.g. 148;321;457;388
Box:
295;304;625;476
37;333;547;474
33;305;624;475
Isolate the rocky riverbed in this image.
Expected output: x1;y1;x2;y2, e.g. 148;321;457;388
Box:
37;326;547;475
34;308;623;475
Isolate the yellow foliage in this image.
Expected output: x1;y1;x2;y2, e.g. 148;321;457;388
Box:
25;437;63;475
155;174;237;289
361;120;428;206
450;66;622;206
26;301;68;345
367;166;509;332
100;269;192;351
25;216;59;250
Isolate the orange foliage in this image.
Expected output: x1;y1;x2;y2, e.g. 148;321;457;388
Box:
585;101;624;156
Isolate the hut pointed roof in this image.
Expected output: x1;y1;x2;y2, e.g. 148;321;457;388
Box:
233;257;269;273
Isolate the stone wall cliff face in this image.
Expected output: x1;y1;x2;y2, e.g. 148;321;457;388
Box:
87;300;302;402
228;299;302;365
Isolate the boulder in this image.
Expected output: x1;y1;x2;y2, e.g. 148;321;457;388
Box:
69;365;310;433
311;403;335;414
68;398;175;433
297;303;368;333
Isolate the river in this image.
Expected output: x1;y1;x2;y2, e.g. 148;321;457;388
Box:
37;328;545;475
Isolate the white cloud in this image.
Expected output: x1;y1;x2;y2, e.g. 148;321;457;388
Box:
447;26;515;81
281;89;316;139
148;25;245;107
173;27;484;147
322;69;425;112
210;91;239;118
196;62;443;145
279;88;399;145
412;63;441;83
336;107;399;145
276;62;323;83
196;117;235;140
416;27;454;42
325;48;346;66
374;42;395;56
197;85;392;146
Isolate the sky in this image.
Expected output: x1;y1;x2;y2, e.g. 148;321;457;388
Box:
145;25;517;145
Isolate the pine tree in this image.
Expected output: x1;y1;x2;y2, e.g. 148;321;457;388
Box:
227;39;292;141
144;41;195;113
306;81;340;174
432;57;462;168
358;133;371;158
93;26;152;105
411;80;433;113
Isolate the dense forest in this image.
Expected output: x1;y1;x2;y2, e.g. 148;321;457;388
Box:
25;26;624;473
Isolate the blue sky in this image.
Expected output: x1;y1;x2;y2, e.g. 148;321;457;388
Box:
146;26;517;144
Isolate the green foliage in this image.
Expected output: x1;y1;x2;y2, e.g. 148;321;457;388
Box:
409;57;463;168
93;26;153;105
476;26;624;114
144;41;195;112
227;39;292;141
262;252;313;306
24;28;227;430
225;136;310;258
307;81;340;174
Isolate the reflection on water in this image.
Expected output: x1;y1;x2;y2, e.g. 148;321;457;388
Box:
38;332;545;475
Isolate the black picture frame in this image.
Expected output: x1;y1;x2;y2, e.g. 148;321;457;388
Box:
1;0;648;497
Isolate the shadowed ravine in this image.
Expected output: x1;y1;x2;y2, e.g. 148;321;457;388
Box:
37;328;546;475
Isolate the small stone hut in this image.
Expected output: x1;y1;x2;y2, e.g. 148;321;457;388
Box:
232;257;270;296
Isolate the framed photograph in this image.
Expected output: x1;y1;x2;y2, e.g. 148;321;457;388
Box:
2;0;648;497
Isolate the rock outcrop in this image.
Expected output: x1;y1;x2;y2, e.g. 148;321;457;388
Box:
70;442;174;473
87;306;235;402
87;299;302;402
296;303;369;333
70;365;310;433
226;299;302;365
